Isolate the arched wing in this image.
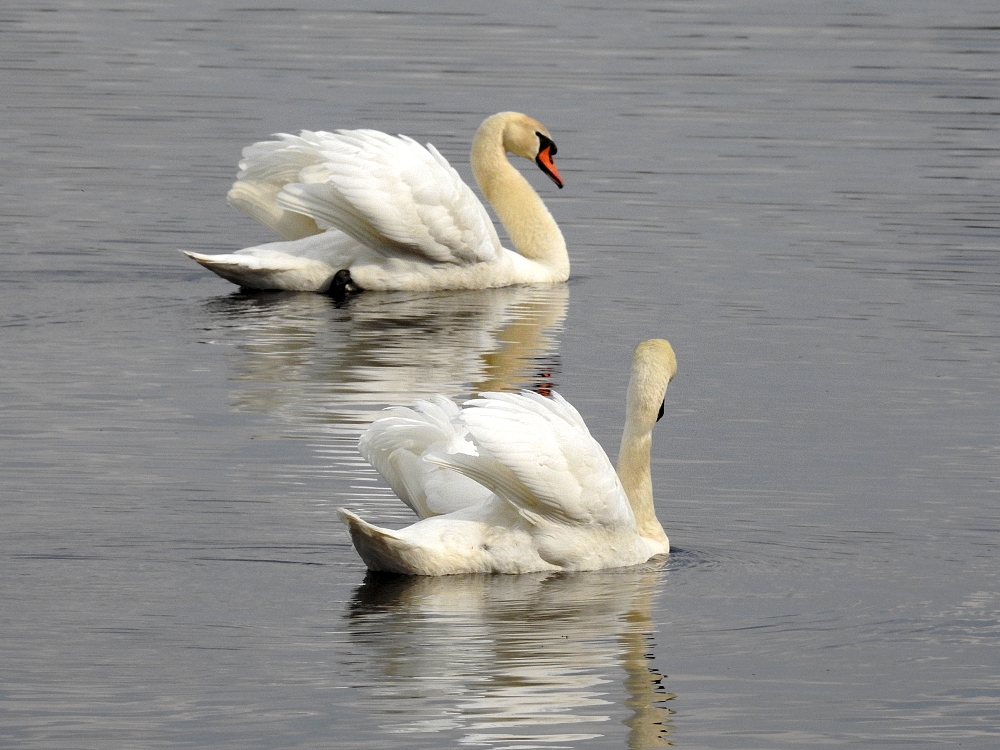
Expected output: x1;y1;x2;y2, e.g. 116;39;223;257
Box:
267;129;503;265
360;395;493;519
427;391;634;527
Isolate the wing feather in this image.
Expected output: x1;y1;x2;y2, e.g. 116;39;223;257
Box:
430;392;634;527
359;395;492;518
259;129;502;265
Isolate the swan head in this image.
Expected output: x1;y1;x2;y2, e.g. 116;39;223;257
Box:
479;112;564;189
629;339;677;431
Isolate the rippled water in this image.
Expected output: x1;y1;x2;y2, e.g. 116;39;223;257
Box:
2;1;998;748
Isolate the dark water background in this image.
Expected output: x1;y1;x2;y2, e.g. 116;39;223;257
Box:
2;1;998;747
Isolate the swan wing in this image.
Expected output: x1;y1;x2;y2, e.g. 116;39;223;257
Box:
266;129;503;266
428;391;634;527
360;395;493;519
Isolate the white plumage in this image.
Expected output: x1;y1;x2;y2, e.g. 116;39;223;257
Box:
182;112;568;293
340;339;678;575
359;395;493;519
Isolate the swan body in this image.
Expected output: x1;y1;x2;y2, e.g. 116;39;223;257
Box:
183;112;568;293
339;339;677;575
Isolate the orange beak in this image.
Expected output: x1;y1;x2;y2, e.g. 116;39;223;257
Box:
535;144;564;189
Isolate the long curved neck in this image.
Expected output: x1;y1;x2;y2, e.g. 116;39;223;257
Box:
471;119;568;277
616;388;669;545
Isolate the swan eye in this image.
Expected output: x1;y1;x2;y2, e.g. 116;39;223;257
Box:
536;132;557;156
656;401;665;422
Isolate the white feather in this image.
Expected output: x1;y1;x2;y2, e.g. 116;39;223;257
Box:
359;395;492;518
340;340;678;575
182;112;569;293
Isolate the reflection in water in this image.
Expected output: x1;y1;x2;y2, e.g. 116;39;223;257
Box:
201;285;567;513
346;565;675;748
203;285;567;424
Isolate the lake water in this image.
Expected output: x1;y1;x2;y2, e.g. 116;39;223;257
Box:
2;1;998;747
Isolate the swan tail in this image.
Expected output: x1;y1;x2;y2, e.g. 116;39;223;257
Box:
180;249;335;292
182;250;269;288
227;180;323;241
338;509;426;575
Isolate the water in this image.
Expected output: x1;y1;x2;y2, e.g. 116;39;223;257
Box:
2;1;998;747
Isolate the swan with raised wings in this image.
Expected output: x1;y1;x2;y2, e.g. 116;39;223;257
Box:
182;112;568;294
339;339;677;575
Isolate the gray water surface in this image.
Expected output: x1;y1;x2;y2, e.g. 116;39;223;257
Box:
2;1;998;748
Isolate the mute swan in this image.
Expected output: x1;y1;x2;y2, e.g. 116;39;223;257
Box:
339;339;677;575
182;112;569;295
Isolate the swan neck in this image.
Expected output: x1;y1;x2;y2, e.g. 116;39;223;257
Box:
616;367;669;544
471;118;568;277
617;428;666;543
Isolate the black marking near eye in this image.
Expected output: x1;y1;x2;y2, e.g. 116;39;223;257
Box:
534;132;563;188
536;132;557;156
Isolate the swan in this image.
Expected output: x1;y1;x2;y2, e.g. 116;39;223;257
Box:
182;112;569;295
339;339;677;575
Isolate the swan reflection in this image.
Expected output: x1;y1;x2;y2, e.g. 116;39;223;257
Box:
346;564;675;748
203;285;566;425
202;285;567;511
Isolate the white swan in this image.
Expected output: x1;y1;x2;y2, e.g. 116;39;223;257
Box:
182;112;568;294
339;339;677;575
